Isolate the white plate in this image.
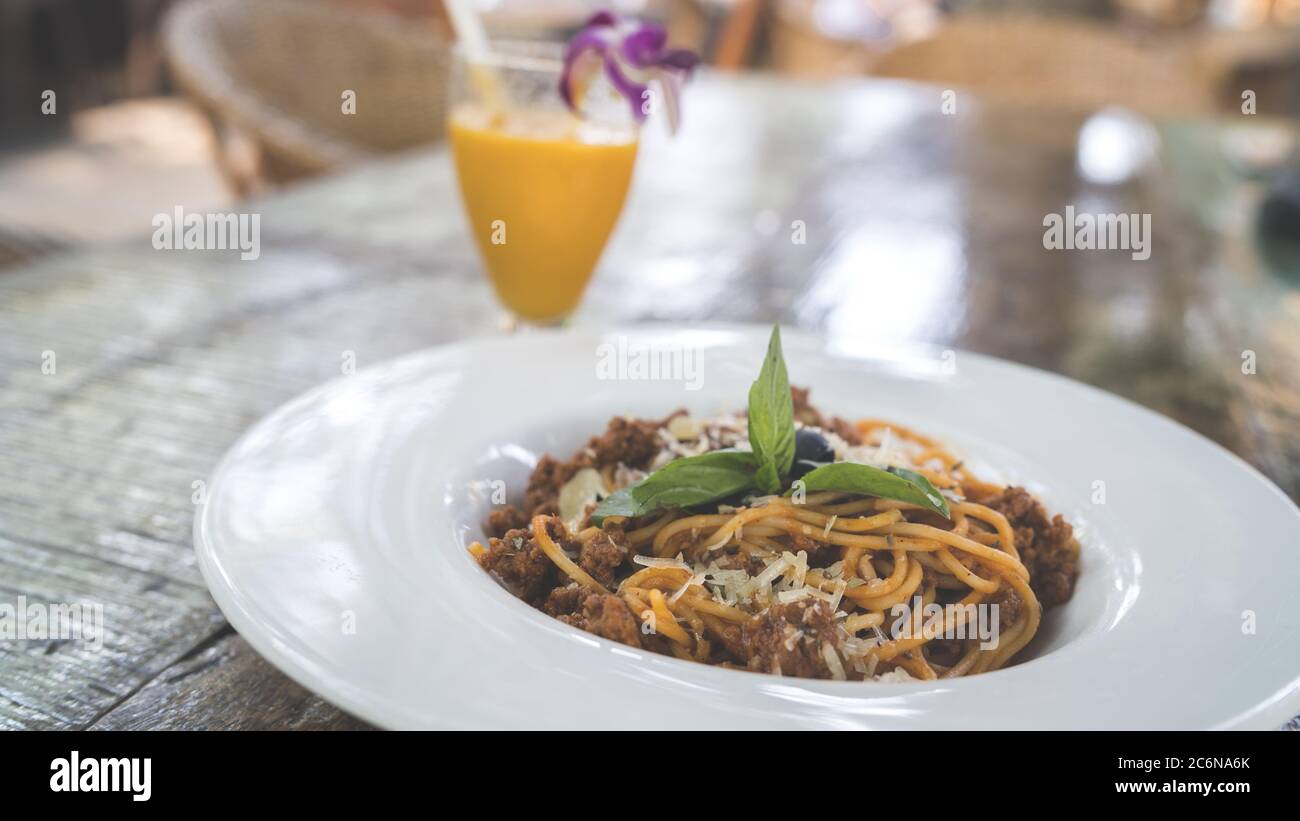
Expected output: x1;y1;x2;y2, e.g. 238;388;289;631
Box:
194;325;1300;729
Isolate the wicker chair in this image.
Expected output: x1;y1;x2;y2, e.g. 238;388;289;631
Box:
871;15;1219;118
163;0;451;194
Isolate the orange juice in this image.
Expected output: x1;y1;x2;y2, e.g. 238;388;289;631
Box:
450;105;638;323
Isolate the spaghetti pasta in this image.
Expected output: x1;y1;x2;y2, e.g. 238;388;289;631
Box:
472;391;1080;681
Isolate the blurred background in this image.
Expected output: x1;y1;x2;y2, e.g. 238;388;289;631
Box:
2;0;1299;255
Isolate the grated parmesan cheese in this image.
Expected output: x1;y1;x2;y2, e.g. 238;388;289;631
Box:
783;629;805;651
754;556;789;588
826;579;846;612
841;637;878;657
782;550;809;588
821;641;847;681
632;554;692;570
668;575;704;604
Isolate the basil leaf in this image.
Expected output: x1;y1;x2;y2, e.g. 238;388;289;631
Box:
797;462;951;519
590;450;759;525
746;326;795;494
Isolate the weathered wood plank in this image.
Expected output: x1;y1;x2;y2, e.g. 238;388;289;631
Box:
89;632;373;731
0;535;223;730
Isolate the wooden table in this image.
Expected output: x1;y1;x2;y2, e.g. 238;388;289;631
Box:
2;75;1297;729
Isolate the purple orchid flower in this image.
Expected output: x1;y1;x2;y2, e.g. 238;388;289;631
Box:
559;11;700;134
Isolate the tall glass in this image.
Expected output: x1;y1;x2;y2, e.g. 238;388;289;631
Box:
448;41;640;327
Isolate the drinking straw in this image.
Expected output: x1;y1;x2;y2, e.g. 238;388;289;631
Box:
443;0;504;111
444;0;491;62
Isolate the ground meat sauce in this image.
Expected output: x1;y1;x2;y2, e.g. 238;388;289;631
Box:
542;585;586;619
548;589;642;648
479;527;558;606
492;415;672;530
711;551;768;577
521;455;577;518
578;522;630;588
589;415;663;468
486;506;528;538
474;392;1083;676
984;486;1080;607
743;600;841;678
990;586;1024;628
